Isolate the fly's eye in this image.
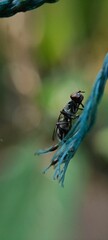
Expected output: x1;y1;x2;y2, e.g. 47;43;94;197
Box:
70;91;84;100
70;93;77;99
73;93;79;99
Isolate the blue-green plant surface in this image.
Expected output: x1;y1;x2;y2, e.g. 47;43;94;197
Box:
0;0;58;17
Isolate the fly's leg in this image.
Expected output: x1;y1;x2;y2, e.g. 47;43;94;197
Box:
72;114;79;119
52;112;63;140
60;109;75;119
78;108;84;110
56;121;70;126
80;103;84;108
78;103;84;110
52;125;57;141
47;144;59;152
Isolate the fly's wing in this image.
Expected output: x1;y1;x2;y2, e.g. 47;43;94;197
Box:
52;113;62;141
52;125;57;141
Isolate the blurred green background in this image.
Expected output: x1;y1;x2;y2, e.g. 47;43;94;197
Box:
0;0;108;240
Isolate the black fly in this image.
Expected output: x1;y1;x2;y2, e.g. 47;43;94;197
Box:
44;91;85;169
49;91;84;149
52;90;84;141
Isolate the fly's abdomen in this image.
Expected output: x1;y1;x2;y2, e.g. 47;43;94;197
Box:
56;120;71;141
